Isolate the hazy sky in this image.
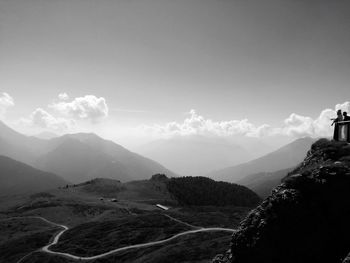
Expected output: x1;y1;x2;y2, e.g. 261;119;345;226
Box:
1;0;350;146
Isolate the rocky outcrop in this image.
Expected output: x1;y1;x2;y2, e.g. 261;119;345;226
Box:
343;253;350;263
213;139;350;263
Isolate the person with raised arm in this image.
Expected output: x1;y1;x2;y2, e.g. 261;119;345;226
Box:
331;110;343;141
342;111;350;142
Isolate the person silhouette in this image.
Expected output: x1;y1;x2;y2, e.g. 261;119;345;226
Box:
343;112;350;142
331;110;343;141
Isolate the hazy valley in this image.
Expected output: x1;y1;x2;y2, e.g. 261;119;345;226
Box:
2;113;349;263
0;120;309;263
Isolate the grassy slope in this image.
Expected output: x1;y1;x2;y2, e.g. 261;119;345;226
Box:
0;177;253;263
92;231;232;263
0;218;60;263
51;213;193;256
167;206;251;228
22;232;232;263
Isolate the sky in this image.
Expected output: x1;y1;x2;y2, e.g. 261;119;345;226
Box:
1;0;350;148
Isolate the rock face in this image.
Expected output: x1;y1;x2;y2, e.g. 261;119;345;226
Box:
213;139;350;263
343;253;350;263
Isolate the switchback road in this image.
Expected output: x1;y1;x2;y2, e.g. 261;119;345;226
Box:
3;215;236;262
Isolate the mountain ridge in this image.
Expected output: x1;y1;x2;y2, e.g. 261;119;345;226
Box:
0;121;177;184
0;155;68;196
208;137;315;182
236;167;294;198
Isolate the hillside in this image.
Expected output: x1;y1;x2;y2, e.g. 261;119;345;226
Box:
0;155;67;196
236;168;293;198
76;178;124;195
0;174;256;263
66;134;178;180
0;121;176;184
59;174;260;208
213;139;350;263
34;131;58;140
69;175;174;202
208;137;315;183
35;138;133;183
35;134;176;183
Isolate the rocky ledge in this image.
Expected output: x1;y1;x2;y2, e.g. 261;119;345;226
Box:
213;139;350;263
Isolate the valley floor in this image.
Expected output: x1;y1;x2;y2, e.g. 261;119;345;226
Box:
4;215;235;262
0;188;250;263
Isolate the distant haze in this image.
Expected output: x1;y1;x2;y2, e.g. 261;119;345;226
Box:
1;0;350;165
136;135;277;176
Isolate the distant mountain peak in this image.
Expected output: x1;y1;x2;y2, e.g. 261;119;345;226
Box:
61;132;100;141
34;131;58;140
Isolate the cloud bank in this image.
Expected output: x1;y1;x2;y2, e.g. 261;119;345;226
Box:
3;90;348;140
20;108;75;132
141;109;272;138
280;102;350;137
14;93;108;133
141;102;350;139
50;95;108;122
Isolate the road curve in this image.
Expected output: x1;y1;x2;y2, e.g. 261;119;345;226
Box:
0;216;68;263
4;216;236;261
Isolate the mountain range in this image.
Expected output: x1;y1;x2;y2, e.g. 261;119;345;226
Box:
135;135;277;176
136;136;251;176
0;120;316;199
0;121;176;184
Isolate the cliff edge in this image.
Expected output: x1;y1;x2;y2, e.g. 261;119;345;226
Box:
213;139;350;263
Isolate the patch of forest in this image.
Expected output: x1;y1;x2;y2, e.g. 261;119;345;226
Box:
167;176;261;207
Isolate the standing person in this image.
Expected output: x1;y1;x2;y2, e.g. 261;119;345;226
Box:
343;112;350;142
331;110;343;141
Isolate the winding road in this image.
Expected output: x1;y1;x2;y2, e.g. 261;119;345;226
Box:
3;215;236;262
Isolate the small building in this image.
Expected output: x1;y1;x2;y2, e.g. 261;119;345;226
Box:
156;204;169;210
110;198;118;202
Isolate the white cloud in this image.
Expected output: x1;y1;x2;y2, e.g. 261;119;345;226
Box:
50;95;109;122
335;101;350;113
140;109;271;138
281;102;350;138
58;92;69;100
282;113;315;137
140;102;350;139
0;92;14;116
20;108;75;132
